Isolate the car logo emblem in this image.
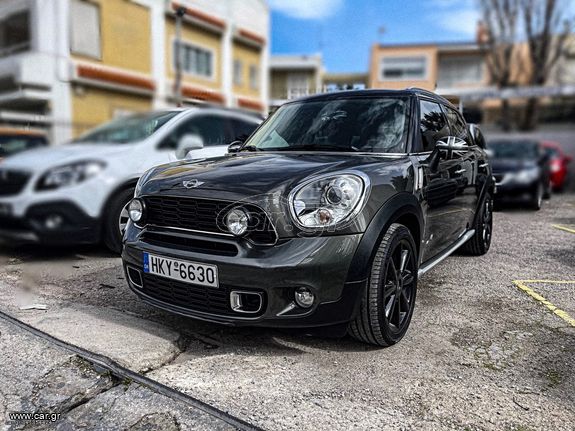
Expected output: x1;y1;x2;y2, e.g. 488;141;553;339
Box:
182;179;204;189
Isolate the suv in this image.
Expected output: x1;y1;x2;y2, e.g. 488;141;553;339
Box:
0;108;261;252
122;90;494;347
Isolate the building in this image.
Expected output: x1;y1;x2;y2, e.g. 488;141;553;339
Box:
269;54;323;109
0;0;269;144
369;35;575;125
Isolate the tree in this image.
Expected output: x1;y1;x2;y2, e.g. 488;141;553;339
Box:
478;0;522;131
520;0;572;130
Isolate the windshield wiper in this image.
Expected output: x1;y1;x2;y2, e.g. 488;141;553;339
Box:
240;145;261;152
282;144;358;152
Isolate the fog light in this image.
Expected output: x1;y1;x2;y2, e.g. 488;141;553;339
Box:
45;214;63;230
225;207;249;236
294;287;315;308
128;199;144;223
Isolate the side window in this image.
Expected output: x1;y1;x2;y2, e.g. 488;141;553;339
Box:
444;106;468;141
230;118;258;142
419;100;449;152
158;114;228;150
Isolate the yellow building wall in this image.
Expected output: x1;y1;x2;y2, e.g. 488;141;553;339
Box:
232;41;262;99
71;86;152;137
72;0;151;74
165;19;222;90
369;45;438;91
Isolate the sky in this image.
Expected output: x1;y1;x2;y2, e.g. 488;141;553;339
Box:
270;0;481;73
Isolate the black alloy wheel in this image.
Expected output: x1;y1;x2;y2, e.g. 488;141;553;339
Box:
349;223;417;347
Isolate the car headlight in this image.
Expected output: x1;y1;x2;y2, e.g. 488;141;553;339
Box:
128;198;144;223
513;167;539;184
36;161;106;191
225;207;250;236
289;173;368;228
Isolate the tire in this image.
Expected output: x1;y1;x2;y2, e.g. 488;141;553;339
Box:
348;223;418;347
529;182;543;211
103;188;134;254
462;191;493;256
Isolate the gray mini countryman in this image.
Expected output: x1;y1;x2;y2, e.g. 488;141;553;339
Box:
122;89;494;347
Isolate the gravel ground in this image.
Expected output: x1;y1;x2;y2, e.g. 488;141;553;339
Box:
0;194;574;431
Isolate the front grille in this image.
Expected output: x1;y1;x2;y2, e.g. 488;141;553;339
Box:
0;216;28;230
0;170;31;197
143;195;277;244
141;231;238;256
141;273;266;317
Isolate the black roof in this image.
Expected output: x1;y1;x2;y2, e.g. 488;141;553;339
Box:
294;88;452;106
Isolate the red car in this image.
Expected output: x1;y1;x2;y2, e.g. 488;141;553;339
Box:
541;141;571;191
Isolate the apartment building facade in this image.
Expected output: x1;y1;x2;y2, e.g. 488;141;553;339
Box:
0;0;269;144
369;38;575;124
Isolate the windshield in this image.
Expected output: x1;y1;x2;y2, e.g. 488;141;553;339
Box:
73;111;178;144
489;140;539;159
243;97;410;153
0;135;47;157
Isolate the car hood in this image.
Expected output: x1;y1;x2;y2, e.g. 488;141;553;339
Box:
141;152;394;198
0;143;135;171
490;158;537;174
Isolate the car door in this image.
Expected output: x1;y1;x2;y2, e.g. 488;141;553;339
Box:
443;105;479;228
416;99;466;262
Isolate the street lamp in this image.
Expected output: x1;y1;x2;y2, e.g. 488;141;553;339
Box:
174;6;186;107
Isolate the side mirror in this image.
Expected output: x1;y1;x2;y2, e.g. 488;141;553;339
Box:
436;136;468;159
227;140;243;153
565;155;572;164
177;134;203;158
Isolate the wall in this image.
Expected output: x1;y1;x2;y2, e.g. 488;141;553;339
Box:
71;86;152;137
232;41;262;99
71;0;152;74
369;44;438;90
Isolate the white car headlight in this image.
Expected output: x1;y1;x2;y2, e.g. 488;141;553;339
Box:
289;173;368;229
513;167;539;184
37;161;106;191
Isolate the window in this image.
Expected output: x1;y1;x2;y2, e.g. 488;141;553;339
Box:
233;59;243;85
70;0;101;59
174;41;213;79
159;115;228;150
0;10;31;57
419;101;449;152
287;73;309;98
438;56;484;88
444;106;468;140
230;118;258;142
249;65;258;90
74;111;178;144
244;97;410;154
381;56;427;80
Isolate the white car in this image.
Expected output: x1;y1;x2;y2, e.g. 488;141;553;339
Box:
0;107;261;252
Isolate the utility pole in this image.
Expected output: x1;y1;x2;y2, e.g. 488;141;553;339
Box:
174;6;186;107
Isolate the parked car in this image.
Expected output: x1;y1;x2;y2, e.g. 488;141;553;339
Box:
0;128;48;161
541;140;571;192
0;107;261;252
122;89;494;347
488;139;551;210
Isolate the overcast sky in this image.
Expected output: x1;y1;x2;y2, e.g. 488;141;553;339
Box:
270;0;482;73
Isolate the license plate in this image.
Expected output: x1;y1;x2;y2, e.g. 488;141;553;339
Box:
143;253;219;288
0;203;12;217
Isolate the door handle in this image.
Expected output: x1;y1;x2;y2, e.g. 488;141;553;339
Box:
454;169;466;174
479;163;489;168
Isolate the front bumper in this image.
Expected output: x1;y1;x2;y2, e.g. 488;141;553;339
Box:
494;177;539;200
0;201;101;245
122;227;366;328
